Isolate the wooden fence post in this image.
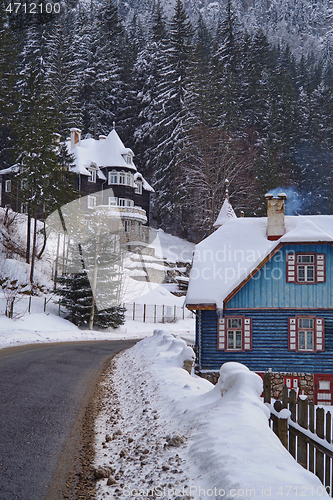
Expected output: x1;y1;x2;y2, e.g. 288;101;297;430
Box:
298;398;308;468
309;402;315;473
278;416;289;450
58;299;61;316
289;390;297;458
316;407;325;483
326;411;331;489
282;386;288;409
28;296;32;314
263;373;271;404
44;297;47;312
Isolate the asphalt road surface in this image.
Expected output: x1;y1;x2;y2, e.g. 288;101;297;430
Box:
0;340;137;500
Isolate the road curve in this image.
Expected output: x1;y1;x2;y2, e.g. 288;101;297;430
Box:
0;340;137;500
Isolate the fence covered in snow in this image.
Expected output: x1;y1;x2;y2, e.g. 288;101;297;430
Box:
267;384;333;495
123;302;194;323
0;295;194;324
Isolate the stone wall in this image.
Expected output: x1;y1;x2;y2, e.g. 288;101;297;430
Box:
270;372;314;401
196;370;314;401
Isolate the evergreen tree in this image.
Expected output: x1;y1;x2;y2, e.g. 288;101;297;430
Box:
153;0;194;235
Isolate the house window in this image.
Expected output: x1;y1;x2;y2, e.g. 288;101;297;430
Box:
286;252;325;284
119;172;126;184
87;195;97;209
126;173;133;186
135;180;142;194
217;316;252;351
108;197;118;206
88;169;96;183
227;318;243;350
297;254;315;282
5;180;11;192
298;317;314;350
123;220;131;232
288;316;324;351
108;171;118;184
21;203;28;214
124;154;132;165
119;198;133;207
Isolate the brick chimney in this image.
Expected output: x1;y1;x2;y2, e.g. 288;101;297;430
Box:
70;128;82;150
265;192;287;240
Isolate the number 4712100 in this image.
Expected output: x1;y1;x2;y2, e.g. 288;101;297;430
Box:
5;3;60;13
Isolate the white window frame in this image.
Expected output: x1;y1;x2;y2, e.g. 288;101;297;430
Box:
135;180;142;194
108;196;118;206
88;169;97;183
119;171;126;184
87;195;97;209
297;254;315;283
5;180;11;192
126;173;133;186
108;171;118;185
298;317;314;350
226;317;243;350
124;220;131;232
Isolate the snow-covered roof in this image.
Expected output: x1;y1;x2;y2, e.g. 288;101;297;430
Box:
186;215;333;310
134;172;154;193
0;165;19;175
68;129;138;176
213;198;237;228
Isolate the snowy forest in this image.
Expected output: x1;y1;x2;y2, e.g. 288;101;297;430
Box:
0;0;333;243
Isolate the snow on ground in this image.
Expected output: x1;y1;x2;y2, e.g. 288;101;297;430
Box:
0;300;194;350
94;331;328;500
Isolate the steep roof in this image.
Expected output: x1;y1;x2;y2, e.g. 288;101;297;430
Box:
213;198;237;228
68;129;137;175
185;215;333;310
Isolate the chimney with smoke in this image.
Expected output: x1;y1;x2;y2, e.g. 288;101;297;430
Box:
265;192;287;240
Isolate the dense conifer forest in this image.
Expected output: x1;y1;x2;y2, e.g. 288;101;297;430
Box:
0;0;333;242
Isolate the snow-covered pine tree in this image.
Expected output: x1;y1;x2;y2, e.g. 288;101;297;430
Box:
45;9;82;140
14;25;76;282
0;1;19;170
133;1;168;179
152;0;194;236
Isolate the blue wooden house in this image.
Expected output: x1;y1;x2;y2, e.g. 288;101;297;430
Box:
185;194;333;404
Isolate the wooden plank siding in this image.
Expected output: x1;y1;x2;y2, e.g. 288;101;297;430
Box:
198;309;333;372
226;244;333;309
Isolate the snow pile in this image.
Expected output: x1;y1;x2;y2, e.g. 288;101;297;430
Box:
95;333;328;499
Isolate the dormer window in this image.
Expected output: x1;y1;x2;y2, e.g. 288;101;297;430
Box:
135;180;142;194
126;154;132;164
88;168;96;183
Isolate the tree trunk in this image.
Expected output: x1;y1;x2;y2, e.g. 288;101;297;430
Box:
37;220;47;259
26;212;31;264
30;213;37;285
89;229;100;331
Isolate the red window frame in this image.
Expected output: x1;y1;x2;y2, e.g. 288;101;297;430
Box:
286;252;326;284
217;316;252;352
288;316;325;352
